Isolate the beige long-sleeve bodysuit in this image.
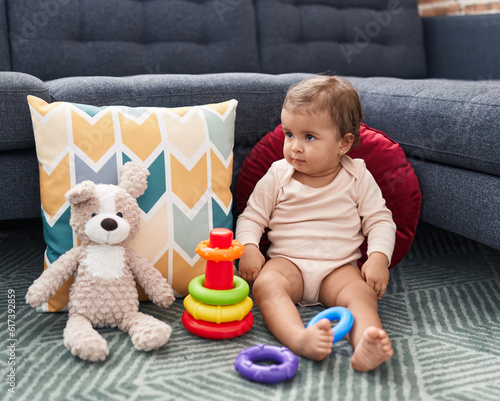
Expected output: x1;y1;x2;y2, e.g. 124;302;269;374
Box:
236;156;396;304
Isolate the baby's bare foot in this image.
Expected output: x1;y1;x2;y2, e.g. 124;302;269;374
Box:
350;327;393;372
293;318;333;361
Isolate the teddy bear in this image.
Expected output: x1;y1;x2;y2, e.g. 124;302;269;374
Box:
26;161;175;362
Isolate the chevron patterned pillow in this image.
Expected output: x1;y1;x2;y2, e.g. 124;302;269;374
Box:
28;96;237;311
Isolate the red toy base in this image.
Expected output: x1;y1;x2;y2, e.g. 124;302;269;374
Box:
182;310;254;340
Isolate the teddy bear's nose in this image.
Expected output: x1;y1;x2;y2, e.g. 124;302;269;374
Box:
101;218;118;232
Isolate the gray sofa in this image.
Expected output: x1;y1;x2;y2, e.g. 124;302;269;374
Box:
1;0;499;250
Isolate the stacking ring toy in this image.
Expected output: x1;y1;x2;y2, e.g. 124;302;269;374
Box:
234;344;300;385
184;294;253;324
188;275;249;306
182;310;254;340
196;239;245;262
306;307;354;343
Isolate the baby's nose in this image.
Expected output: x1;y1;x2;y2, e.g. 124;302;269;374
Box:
291;142;302;152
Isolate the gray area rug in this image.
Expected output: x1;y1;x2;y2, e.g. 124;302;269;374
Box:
1;220;499;401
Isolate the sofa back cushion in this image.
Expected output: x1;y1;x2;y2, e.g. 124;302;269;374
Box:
7;0;260;80
255;0;427;78
424;14;500;80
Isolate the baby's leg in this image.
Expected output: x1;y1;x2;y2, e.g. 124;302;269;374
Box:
253;257;333;361
350;326;393;372
320;264;393;371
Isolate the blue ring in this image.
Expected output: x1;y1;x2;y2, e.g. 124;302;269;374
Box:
306;307;354;343
234;344;300;385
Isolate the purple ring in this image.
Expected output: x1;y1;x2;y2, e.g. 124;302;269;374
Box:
234;344;299;385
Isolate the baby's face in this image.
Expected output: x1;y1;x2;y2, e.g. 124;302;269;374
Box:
281;109;347;181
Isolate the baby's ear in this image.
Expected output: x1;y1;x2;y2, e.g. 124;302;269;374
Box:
340;133;354;154
343;133;354;144
119;162;150;199
65;181;96;205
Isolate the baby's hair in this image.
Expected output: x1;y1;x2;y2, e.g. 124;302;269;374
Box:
283;75;364;150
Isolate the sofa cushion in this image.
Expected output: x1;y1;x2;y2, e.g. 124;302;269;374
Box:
348;77;500;177
235;123;422;268
8;0;259;80
255;0;426;78
28;95;237;311
0;72;50;151
0;148;41;220
409;157;500;251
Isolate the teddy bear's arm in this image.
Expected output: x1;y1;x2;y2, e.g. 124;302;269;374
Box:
126;248;175;309
25;247;83;308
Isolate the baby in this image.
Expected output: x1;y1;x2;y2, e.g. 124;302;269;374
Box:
236;75;396;371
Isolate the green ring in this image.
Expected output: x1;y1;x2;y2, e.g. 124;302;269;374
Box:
188;275;250;306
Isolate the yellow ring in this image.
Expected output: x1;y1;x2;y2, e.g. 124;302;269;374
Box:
195;240;245;262
183;294;253;324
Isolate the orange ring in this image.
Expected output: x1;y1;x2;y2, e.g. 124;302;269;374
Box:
195;240;245;262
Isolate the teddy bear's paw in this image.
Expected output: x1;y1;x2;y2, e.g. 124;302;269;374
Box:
25;285;46;307
156;291;175;309
130;320;172;352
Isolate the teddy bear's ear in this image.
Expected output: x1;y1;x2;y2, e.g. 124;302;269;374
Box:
119;162;150;199
65;181;96;205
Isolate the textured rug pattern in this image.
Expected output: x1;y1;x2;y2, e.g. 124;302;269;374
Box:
0;223;499;401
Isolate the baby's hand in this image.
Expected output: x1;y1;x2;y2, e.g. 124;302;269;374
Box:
238;244;265;285
361;252;390;299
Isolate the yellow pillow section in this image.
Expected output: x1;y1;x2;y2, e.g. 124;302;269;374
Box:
28;95;237;311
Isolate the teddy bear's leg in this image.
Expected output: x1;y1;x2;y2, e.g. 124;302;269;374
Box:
64;314;109;362
118;311;172;352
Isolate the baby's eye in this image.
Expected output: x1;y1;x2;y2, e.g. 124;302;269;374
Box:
306;134;316;141
284;131;294;139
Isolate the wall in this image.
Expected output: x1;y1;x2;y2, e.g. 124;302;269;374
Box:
418;0;500;17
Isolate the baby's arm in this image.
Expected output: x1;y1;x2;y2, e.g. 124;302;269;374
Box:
236;165;280;284
356;166;396;298
361;252;390;299
238;244;265;284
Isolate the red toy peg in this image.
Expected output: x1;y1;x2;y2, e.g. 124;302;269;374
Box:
209;227;233;249
204;228;235;290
